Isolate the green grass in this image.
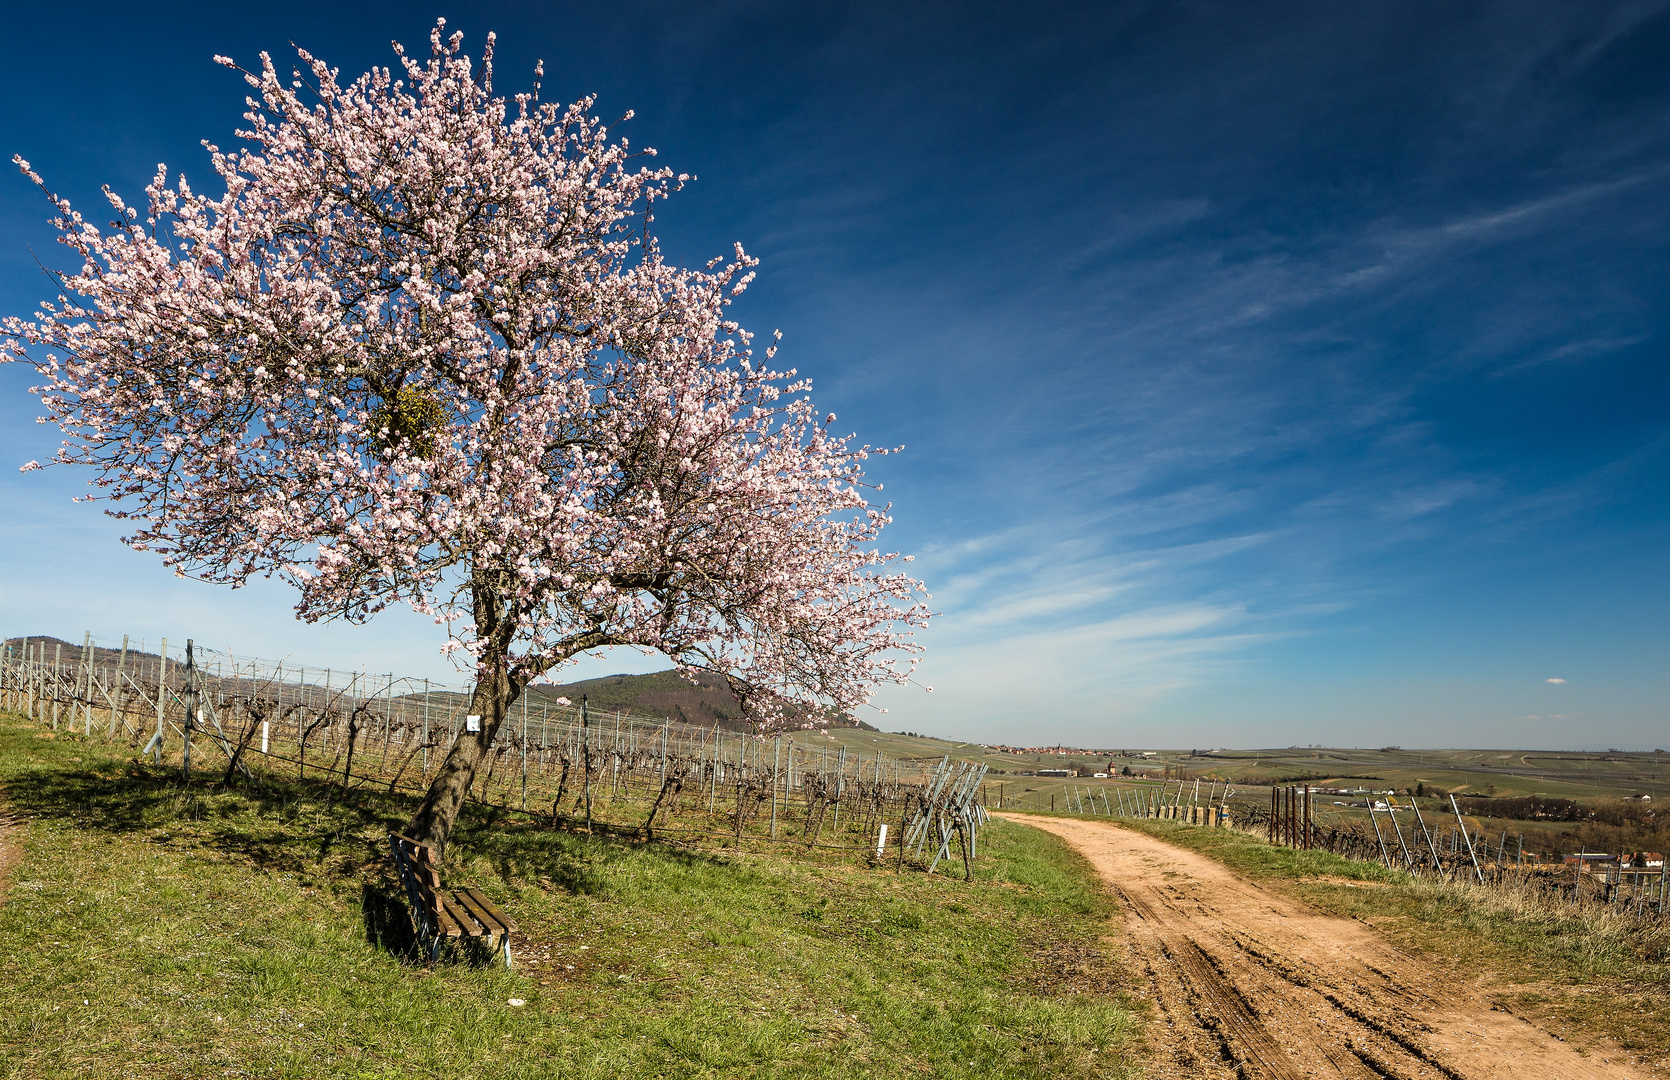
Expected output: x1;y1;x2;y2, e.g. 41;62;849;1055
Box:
0;713;1144;1080
1106;815;1670;1061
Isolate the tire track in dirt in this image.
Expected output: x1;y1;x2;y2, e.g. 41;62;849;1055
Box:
1000;813;1648;1080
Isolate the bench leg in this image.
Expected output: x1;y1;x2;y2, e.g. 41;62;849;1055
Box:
502;939;513;972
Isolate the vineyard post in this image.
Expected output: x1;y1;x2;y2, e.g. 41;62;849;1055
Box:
770;736;780;839
540;700;550;778
421;680;430;782
51;641;62;728
1385;796;1413;868
1449;795;1484;884
705;725;716;813
78;632;92;734
322;668;333;754
108;635;129;739
1368;806;1391;866
581;696;592;832
1409;796;1444;877
37;639;48;722
520;692;529;812
833;746;846;830
149;638;168;763
181;640;198;783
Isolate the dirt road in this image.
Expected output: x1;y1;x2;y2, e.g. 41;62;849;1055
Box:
1001;813;1646;1080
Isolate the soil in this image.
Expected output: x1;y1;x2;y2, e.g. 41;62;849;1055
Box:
1001;813;1650;1080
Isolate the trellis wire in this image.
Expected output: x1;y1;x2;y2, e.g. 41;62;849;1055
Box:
0;633;990;874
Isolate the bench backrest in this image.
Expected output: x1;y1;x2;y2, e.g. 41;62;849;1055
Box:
390;832;444;931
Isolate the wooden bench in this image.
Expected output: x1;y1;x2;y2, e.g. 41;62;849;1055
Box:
389;832;518;968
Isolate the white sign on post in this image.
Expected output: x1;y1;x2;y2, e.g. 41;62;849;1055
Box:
465;714;482;733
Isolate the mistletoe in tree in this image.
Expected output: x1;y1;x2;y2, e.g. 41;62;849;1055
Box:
4;22;930;854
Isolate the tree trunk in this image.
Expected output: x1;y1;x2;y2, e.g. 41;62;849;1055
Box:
404;655;517;858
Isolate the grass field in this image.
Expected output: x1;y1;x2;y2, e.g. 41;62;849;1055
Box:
0;711;1144;1080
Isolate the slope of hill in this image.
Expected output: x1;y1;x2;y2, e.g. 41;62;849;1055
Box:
529;670;872;734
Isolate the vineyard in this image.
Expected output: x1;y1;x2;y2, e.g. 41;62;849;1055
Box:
0;634;991;876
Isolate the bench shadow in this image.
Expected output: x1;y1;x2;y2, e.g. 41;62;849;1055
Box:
362;878;421;961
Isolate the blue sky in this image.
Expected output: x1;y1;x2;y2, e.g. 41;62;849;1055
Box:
4;1;1669;749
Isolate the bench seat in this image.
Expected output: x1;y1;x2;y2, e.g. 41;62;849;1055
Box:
389;832;518;968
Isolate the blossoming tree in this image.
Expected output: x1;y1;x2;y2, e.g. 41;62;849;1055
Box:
4;23;930;853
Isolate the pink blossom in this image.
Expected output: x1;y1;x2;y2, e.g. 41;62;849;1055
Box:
3;22;930;730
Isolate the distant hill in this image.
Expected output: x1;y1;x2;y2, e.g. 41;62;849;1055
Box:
3;635;870;735
5;635;166;669
527;670;744;730
527;669;874;734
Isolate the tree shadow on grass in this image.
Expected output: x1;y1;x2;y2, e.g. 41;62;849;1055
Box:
0;716;746;903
